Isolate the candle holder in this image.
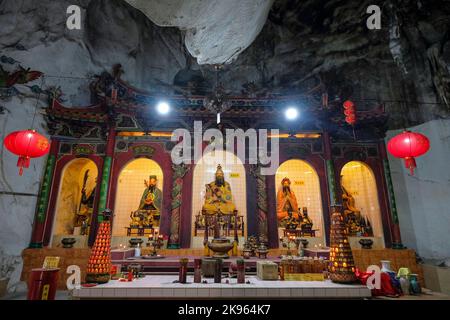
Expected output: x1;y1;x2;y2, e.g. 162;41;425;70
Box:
148;235;164;257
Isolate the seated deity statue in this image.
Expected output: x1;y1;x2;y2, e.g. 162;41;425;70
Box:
131;175;162;227
277;178;300;223
202;164;236;215
282;210;299;230
299;207;313;231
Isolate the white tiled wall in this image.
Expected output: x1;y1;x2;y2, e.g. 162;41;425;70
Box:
112;158;163;236
276;160;324;238
52;158;98;237
340;161;383;238
191;150;247;243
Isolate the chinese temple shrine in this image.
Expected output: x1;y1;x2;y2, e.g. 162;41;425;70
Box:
28;69;399;252
2;0;450;304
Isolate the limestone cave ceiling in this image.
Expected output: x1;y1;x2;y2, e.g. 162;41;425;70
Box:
123;0;275;65
0;0;449;129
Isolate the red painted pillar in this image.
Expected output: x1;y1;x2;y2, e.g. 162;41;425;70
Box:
379;141;404;249
29;139;59;248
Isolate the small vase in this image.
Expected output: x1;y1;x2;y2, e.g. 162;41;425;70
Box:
408;274;421;295
380;260;393;273
399;276;410;295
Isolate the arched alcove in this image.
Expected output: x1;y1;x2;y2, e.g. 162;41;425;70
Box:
340;161;384;241
51;158;98;246
275;159;325;245
112;158;164;237
191;150;247;247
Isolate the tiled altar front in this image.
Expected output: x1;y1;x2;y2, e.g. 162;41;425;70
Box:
72;275;371;299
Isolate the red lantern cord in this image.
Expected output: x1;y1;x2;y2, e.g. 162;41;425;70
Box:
387;130;430;175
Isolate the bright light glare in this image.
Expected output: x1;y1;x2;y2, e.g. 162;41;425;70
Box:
285;107;299;120
156;101;170;115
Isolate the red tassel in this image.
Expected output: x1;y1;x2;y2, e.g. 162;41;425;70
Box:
404;157;416;175
17;156;30;176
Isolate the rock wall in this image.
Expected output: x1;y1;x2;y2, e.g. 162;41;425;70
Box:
387;119;450;261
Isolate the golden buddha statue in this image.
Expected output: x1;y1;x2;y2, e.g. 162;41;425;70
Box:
341;176;361;220
276;177;299;222
202;164;236;215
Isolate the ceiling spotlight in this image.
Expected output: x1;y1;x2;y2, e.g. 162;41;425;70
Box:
285;107;299;120
156;101;170;115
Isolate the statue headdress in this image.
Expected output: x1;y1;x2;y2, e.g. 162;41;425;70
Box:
216;164;224;175
281;177;291;185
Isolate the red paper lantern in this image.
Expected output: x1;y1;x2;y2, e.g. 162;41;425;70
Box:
3;130;50;176
387;130;430;175
345;115;356;125
343;100;356;125
344;109;354;116
343;100;354;109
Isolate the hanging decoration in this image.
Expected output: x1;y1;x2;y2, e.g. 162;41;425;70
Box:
3;75;48;176
387;130;430;175
3;130;50;176
204;65;231;125
343;100;356;125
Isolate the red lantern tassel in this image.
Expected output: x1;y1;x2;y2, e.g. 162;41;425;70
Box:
404;157;416;175
17;156;30;176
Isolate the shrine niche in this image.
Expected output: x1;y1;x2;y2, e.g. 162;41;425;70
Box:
340;161;384;243
112;158;164;238
191;150;247;247
275;160;325;246
51;158;98;247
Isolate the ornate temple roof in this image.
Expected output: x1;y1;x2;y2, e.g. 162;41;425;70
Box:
44;71;389;140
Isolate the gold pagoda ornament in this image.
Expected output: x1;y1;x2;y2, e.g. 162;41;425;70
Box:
329;205;357;283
